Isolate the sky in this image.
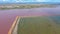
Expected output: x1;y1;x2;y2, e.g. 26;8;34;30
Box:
0;0;60;3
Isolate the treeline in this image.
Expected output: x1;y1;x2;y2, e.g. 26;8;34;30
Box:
0;4;58;10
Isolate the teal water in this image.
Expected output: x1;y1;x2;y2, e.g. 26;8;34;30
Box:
17;16;60;34
49;16;60;24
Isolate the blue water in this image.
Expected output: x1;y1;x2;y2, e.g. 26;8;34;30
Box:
0;2;60;5
0;0;60;4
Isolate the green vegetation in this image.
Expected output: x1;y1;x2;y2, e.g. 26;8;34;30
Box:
12;16;60;34
17;16;58;34
0;4;58;10
48;16;60;34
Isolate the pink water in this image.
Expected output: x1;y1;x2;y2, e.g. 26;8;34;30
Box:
0;8;60;34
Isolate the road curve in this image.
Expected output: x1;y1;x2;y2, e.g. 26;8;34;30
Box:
0;7;60;34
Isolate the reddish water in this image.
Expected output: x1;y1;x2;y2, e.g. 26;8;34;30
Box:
0;8;60;34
